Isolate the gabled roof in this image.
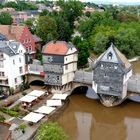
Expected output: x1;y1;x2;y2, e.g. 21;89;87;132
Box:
0;41;21;56
42;41;77;55
95;43;131;70
0;25;25;41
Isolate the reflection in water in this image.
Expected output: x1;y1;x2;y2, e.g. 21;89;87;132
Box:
57;94;140;140
75;112;92;140
125;117;140;140
57;61;140;140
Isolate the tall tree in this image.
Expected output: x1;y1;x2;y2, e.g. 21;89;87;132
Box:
73;37;89;67
0;12;12;25
36;16;58;42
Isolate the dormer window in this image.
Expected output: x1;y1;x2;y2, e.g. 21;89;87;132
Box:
107;52;112;60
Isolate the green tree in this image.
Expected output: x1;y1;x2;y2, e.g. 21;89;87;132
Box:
114;27;140;58
57;0;84;28
35;122;68;140
25;18;36;34
0;12;12;25
73;37;89;67
36;16;58;42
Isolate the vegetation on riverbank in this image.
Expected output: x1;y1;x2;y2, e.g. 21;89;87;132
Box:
35;122;68;140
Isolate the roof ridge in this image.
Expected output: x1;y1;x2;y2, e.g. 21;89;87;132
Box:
7;42;16;54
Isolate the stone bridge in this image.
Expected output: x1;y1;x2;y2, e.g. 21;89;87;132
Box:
27;64;140;94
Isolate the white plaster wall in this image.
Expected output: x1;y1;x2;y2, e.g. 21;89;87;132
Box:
63;62;77;74
64;53;78;64
62;72;74;85
1;44;26;89
66;47;77;55
123;70;132;84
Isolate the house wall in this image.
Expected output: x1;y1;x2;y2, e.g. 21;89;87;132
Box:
93;62;124;97
64;53;78;64
62;72;75;85
2;44;26;89
19;26;35;58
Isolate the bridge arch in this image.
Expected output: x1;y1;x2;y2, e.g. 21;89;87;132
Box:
71;82;98;99
30;80;44;86
27;74;44;85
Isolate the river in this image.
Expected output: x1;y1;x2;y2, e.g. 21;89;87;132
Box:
56;60;140;140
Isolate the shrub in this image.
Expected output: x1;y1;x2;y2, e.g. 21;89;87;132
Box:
11;104;20;112
0;107;19;117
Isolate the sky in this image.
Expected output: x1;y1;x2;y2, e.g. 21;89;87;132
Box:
80;0;140;4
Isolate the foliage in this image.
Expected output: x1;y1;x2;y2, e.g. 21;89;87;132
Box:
11;104;20;112
0;12;12;25
36;16;58;43
0;114;5;122
15;124;27;133
0;107;19;117
4;2;38;11
73;37;89;67
35;122;68;140
57;0;83;28
24;18;36;34
9;87;15;95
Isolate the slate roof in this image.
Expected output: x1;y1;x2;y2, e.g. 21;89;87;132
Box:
42;41;76;55
33;34;42;43
95;43;131;70
0;33;7;41
0;41;20;56
0;25;25;41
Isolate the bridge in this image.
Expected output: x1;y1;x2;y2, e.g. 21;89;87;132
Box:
27;64;140;94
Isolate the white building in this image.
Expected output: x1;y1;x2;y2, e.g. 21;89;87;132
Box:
42;41;78;86
0;41;26;91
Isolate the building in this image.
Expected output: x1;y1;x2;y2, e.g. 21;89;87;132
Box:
92;43;132;106
0;122;12;140
0;25;35;61
33;34;42;50
10;10;39;24
0;40;26;91
42;41;78;87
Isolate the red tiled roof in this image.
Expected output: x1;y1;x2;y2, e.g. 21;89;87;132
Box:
43;41;69;55
0;25;25;41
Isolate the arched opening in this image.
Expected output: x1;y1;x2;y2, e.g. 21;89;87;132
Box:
71;86;88;95
71;86;99;99
30;80;44;86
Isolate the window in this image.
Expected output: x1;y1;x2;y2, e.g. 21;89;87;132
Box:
26;38;28;43
100;64;103;68
15;78;17;84
29;46;32;52
13;60;15;65
0;72;5;77
57;76;59;80
107;52;113;60
28;38;31;42
19;58;21;63
0;62;4;68
0;53;3;59
26;47;28;53
19;67;23;74
65;58;67;61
